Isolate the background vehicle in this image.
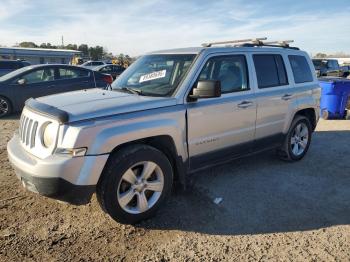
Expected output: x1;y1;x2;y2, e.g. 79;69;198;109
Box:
0;64;113;117
0;60;31;77
80;60;105;69
93;64;125;79
312;58;344;77
70;56;84;66
340;65;350;78
7;38;320;224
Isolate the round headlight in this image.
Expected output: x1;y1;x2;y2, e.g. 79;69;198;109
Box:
42;122;56;148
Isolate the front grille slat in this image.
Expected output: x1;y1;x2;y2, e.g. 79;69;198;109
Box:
26;120;33;145
18;115;23;138
30;121;38;148
19;115;24;140
22;117;28;142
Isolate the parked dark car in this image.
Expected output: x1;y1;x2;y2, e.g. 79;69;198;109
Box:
340;65;350;78
93;64;125;79
0;64;113;117
312;58;344;77
0;60;31;77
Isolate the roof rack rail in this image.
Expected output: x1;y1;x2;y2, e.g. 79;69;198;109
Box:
263;40;294;47
237;39;299;50
201;37;267;47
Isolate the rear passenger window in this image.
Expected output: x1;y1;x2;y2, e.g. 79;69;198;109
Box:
253;54;288;88
59;68;90;79
288;55;313;83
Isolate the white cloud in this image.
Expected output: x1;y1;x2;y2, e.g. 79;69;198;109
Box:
0;0;30;20
0;0;349;56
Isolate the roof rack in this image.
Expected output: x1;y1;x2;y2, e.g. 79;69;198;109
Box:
201;37;267;47
238;40;299;50
201;38;299;50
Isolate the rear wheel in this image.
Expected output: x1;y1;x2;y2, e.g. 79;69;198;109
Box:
0;96;12;118
278;115;312;161
97;144;173;224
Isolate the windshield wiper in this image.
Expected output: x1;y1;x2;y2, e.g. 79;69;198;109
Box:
119;87;142;95
114;87;164;97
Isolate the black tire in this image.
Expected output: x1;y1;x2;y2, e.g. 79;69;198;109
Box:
0;96;12;118
96;144;173;224
278;115;312;161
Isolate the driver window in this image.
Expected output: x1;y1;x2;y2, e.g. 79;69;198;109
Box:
199;55;249;93
21;68;55;84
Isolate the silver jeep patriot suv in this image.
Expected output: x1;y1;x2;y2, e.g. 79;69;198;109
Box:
7;38;320;224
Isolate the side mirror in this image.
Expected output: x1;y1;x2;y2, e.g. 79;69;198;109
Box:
17;78;26;85
189;80;221;100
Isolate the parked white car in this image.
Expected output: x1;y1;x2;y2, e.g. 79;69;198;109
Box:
80;60;105;69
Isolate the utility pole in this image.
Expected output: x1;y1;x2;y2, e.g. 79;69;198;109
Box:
61;36;64;48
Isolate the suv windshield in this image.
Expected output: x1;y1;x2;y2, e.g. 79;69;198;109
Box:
111;54;196;96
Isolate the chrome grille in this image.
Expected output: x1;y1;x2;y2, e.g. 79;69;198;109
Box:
19;115;38;148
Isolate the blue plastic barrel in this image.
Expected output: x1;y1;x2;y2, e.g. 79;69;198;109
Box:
319;78;350;119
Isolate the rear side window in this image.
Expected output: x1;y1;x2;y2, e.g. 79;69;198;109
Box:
92;62;103;66
59;68;90;79
288;55;313;83
253;54;288;88
100;66;112;73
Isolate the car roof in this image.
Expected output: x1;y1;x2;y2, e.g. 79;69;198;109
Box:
0;60;24;63
25;64;90;69
148;46;307;56
8;64;92;74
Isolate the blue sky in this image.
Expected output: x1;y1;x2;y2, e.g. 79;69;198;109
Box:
0;0;349;56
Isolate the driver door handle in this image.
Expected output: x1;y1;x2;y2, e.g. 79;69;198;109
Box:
237;101;253;109
282;94;293;100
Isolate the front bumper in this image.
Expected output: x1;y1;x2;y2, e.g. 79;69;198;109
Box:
7;134;109;205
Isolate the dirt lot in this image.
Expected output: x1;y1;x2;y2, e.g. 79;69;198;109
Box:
0;116;349;261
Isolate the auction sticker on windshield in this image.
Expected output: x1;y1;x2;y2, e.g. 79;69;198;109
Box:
139;70;166;83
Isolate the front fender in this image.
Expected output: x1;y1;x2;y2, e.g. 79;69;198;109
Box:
90;118;187;158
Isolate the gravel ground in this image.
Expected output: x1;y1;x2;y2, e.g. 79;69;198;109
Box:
0;116;349;261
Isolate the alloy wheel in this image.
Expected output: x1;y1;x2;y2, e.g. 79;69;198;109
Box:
290;122;309;156
117;161;164;214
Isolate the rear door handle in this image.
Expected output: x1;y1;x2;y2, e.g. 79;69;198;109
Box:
281;94;293;100
237;101;253;109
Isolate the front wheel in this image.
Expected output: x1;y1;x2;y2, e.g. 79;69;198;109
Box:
0;96;12;118
96;144;173;224
278;115;312;161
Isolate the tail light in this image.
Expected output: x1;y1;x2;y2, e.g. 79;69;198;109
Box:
102;74;113;84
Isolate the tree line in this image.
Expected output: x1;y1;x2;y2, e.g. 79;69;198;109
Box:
15;41;133;63
314;52;350;58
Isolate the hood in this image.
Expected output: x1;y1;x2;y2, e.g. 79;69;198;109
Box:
36;88;177;122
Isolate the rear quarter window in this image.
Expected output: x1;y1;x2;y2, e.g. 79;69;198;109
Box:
288;55;313;83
